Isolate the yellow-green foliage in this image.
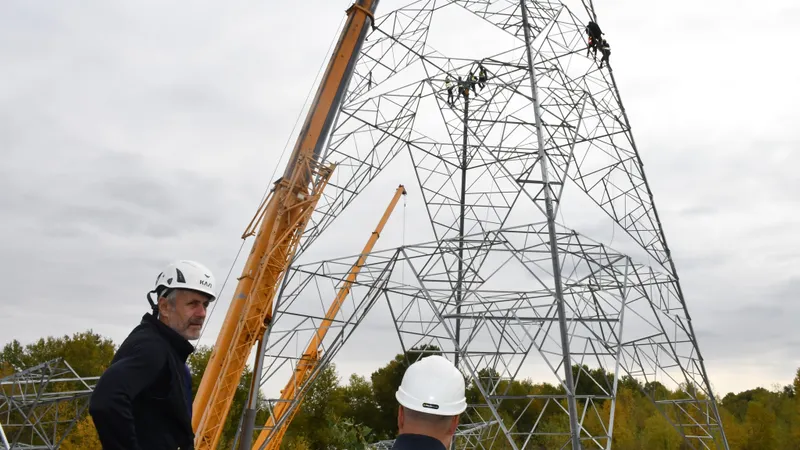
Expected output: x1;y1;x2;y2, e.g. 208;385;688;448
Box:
3;332;800;449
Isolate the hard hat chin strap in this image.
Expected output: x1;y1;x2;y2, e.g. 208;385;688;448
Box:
146;290;160;319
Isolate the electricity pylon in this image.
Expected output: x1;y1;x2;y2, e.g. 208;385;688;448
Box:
0;358;97;449
244;1;729;449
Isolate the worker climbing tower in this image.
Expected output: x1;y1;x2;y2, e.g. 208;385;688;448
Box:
234;0;729;449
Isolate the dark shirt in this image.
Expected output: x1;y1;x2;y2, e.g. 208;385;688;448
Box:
391;433;447;450
89;313;196;450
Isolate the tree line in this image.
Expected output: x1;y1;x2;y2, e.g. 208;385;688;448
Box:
1;330;797;449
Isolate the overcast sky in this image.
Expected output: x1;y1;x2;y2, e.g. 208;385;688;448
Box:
1;0;798;398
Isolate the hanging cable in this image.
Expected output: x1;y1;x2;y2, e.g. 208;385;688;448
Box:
609;182;616;245
199;241;247;342
402;192;407;248
198;9;349;341
401;191;407;288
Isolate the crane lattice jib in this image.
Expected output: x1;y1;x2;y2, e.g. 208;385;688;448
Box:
253;185;406;450
191;2;379;450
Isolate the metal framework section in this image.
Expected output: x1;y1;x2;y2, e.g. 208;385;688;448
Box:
252;0;727;449
0;359;96;450
253;250;401;446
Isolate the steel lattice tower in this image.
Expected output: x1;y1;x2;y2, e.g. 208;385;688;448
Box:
0;358;97;449
248;0;729;449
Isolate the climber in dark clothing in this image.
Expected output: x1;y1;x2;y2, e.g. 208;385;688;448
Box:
599;39;611;68
478;64;488;90
468;70;478;91
585;21;603;58
89;260;218;450
587;35;598;58
458;76;469;101
586;21;602;41
445;75;454;106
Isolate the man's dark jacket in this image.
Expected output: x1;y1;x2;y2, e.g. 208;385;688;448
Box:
391;433;447;450
89;313;195;450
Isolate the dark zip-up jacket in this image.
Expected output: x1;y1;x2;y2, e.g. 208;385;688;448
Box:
89;313;195;450
391;433;447;450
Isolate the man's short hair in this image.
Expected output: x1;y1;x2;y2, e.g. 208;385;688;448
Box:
402;405;456;432
161;289;180;307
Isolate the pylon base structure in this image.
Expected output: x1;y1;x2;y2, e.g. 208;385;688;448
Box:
249;1;729;449
0;358;97;450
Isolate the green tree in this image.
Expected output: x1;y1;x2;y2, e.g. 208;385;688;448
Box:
0;330;116;378
789;368;800;448
341;373;381;434
534;412;572;449
602;386;638;450
16;329;800;450
327;417;373;449
743;401;776;449
722;387;773;422
640;414;682;450
0;333;257;450
60;415;102;450
572;364;613;398
188;345;264;450
187;345;213;396
283;363;362;448
0;360;13;377
719;407;748;450
0;330;116;449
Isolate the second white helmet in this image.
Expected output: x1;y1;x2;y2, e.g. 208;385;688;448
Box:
153;260;217;301
395;355;467;416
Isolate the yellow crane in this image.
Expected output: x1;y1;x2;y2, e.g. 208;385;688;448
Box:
251;184;406;450
192;1;380;449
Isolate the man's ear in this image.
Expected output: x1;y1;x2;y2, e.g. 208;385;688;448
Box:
157;297;169;319
448;415;459;435
397;406;404;431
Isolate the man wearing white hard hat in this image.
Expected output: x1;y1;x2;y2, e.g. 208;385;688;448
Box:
393;354;467;450
90;260;217;450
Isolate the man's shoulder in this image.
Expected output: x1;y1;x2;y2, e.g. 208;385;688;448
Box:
391;434;447;450
114;320;169;360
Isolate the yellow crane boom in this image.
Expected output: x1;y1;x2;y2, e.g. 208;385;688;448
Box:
192;1;380;449
253;184;406;450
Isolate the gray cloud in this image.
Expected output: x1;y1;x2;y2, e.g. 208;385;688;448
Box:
692;277;800;390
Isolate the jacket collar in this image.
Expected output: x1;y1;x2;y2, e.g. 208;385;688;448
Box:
393;434;447;450
141;313;195;362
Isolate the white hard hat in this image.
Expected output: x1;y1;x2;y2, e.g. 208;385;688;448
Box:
153;260;217;301
395;355;467;416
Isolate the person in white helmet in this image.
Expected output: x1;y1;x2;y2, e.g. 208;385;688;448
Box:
393;354;467;450
89;260;217;450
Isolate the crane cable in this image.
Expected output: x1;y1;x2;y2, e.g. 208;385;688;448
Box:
198;8;350;342
401;191;407;288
